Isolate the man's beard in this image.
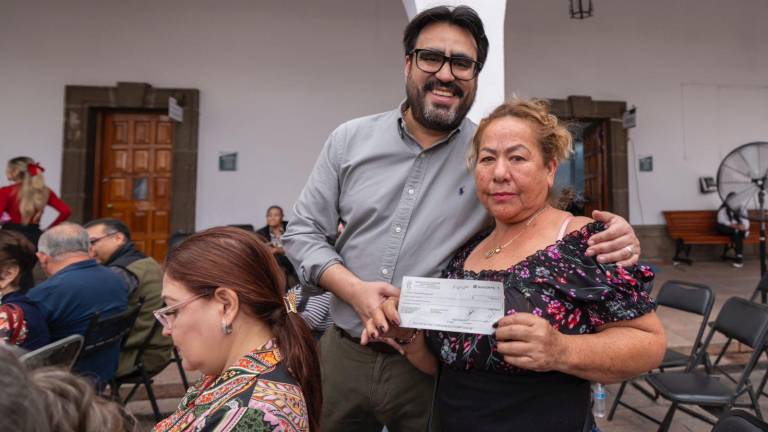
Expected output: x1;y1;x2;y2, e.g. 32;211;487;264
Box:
405;75;476;132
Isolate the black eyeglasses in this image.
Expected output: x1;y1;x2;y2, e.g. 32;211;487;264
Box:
409;49;482;81
89;232;117;246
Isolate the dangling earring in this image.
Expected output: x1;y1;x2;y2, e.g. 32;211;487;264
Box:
221;321;232;335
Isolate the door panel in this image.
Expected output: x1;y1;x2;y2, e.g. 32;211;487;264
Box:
111;151;129;172
98;113;173;263
110;178;129;200
155;178;171;200
156;150;172;171
113;121;129;144
157;123;173;144
134;121;152;144
133;150;150;172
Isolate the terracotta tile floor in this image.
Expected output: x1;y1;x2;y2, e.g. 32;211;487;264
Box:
130;259;768;431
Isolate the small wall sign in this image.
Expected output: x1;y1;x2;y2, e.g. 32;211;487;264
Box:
219;152;238;171
168;97;184;122
622;106;636;129
699;177;717;193
638;155;653;172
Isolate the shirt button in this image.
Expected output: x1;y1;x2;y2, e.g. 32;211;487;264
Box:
394;226;402;233
381;268;389;275
419;153;425;159
408;188;415;195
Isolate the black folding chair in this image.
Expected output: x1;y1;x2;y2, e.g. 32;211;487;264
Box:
75;303;142;383
712;410;768;432
172;347;190;389
608;280;715;421
111;311;190;422
720;273;768;400
20;334;84;370
142;300;190;393
749;271;768;305
111;320;172;421
645;297;768;431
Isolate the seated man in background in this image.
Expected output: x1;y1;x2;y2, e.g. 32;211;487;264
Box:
85;218;172;377
27;222;127;386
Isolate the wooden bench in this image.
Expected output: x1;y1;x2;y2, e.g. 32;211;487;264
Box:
663;210;758;265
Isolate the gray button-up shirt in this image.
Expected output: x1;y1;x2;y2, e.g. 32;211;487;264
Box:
284;106;490;336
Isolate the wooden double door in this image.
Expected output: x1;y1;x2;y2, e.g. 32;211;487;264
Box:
95;112;174;262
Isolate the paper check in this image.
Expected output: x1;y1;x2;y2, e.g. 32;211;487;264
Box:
398;276;505;335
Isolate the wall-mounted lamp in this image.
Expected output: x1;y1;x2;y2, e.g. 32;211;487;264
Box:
570;0;593;19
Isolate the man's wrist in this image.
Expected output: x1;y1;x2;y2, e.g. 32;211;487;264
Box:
319;263;359;299
345;278;369;318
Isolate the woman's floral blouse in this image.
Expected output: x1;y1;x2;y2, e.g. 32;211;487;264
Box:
426;222;656;374
154;339;309;432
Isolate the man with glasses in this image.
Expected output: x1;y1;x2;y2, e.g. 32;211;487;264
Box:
84;218;172;378
87;223;137;295
284;5;641;431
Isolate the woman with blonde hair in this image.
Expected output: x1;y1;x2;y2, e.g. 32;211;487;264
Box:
1;156;71;288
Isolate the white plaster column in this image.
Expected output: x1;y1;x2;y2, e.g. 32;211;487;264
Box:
402;0;506;124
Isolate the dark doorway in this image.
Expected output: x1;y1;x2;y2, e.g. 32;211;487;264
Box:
548;96;629;219
556;119;612;216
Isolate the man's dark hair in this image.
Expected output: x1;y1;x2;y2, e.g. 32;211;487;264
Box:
84;218;131;241
403;5;488;68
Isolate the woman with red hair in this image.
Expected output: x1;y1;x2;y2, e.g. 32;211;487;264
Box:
154;227;321;432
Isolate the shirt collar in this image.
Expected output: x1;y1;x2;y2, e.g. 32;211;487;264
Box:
54;258;98;277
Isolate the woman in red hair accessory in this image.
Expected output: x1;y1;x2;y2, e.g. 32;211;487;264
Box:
1;157;71;289
26;162;44;177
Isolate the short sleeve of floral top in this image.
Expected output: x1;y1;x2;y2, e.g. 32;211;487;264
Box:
425;221;656;374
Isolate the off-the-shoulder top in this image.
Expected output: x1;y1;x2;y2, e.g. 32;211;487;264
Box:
425;221;656;374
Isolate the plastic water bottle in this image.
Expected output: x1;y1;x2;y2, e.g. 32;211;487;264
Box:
592;383;607;418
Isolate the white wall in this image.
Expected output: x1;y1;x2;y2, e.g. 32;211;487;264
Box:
0;0;407;229
505;0;768;224
3;0;768;227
